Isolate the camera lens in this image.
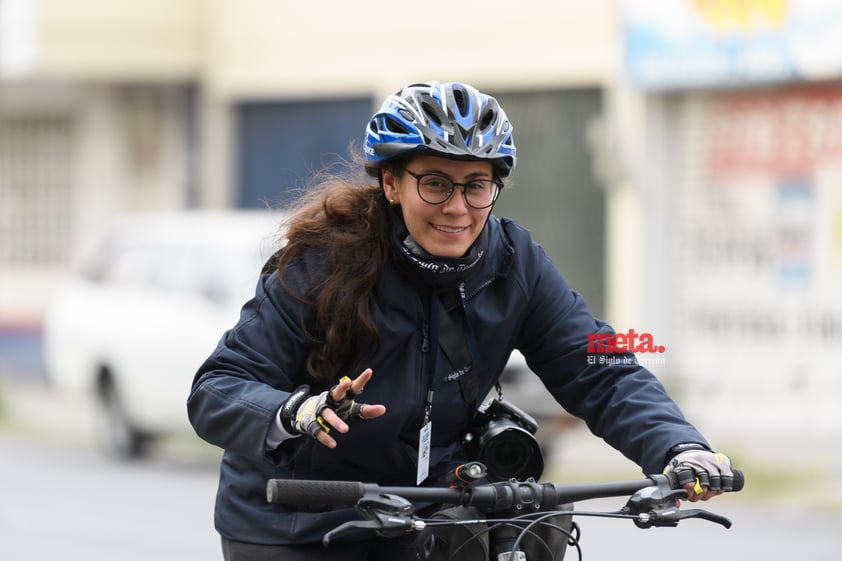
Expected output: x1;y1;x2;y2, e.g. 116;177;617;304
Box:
482;429;533;473
476;421;544;481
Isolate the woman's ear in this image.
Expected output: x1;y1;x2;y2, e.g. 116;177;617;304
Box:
381;167;399;205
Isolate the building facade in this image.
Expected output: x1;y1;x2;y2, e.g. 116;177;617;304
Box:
0;0;621;375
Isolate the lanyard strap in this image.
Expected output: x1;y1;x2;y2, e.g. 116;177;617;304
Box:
423;283;482;425
432;282;481;406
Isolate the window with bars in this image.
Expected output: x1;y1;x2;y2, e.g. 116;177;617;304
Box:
0;115;74;266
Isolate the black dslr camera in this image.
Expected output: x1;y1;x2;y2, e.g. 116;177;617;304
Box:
461;397;544;482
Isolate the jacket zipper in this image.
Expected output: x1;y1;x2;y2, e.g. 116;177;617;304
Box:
464;276;496;301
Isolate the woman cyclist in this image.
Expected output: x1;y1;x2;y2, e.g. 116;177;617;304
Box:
187;81;734;561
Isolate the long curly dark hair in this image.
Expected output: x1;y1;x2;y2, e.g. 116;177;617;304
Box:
274;158;396;384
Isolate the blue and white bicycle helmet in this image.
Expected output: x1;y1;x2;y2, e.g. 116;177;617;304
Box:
364;81;516;178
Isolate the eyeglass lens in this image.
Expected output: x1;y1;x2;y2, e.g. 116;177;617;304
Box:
416;174;499;209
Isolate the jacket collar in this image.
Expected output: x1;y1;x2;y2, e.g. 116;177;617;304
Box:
459;215;515;303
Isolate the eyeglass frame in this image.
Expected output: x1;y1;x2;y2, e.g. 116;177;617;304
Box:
400;168;503;209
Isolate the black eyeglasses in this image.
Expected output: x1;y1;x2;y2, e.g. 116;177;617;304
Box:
403;169;502;210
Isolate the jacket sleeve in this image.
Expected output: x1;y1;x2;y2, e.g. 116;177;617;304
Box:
508;224;709;475
186;265;313;462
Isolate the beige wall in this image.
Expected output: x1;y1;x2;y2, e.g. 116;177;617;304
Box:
204;0;619;100
7;1;619;92
3;0;203;80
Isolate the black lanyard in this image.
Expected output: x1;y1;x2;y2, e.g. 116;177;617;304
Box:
423;282;480;425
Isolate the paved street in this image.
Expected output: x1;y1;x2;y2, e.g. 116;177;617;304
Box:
0;429;221;561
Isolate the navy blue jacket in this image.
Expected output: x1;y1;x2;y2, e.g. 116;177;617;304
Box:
187;215;708;545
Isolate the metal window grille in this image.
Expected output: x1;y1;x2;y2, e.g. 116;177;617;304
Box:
0;115;74;266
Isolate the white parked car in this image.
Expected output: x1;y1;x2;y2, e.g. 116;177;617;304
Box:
43;210;285;457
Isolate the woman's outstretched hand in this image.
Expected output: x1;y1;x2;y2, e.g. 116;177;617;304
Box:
294;368;387;448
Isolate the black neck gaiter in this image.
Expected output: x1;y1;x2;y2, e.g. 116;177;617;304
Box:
386;201;489;289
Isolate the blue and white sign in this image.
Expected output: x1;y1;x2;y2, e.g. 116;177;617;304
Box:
623;0;842;90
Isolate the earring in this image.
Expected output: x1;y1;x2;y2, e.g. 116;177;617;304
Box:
389;198;397;206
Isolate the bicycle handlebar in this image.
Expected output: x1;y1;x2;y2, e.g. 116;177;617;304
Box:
266;469;744;512
266;467;744;554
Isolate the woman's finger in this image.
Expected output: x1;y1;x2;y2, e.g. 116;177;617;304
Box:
319;408;348;434
358;403;387;420
315;429;337;449
351;368;374;394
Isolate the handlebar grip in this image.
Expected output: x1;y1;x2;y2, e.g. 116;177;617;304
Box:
731;469;744;492
665;469;744;492
266;479;366;505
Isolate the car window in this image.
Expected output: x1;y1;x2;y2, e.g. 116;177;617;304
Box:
79;238;123;283
76;216;277;307
102;244;161;289
191;246;265;307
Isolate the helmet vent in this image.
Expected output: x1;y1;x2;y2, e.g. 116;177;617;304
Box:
453;87;468;115
384;115;411;134
421;100;443;127
478;108;496;132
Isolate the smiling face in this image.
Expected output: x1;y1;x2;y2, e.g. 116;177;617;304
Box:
382;155;496;258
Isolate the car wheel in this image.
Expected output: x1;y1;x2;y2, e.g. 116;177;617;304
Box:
96;374;150;459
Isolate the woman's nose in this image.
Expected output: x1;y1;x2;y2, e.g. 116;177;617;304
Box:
441;187;469;213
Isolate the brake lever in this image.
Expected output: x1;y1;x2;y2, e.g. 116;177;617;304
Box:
682;508;733;529
621;475;685;529
324;519;387;545
630;506;733;529
622;476;733;530
624;475;688;513
323;492;425;545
